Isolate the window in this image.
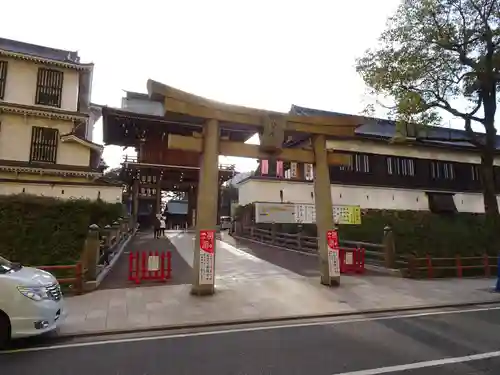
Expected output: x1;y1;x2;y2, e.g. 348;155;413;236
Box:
426;192;457;214
30;127;58;163
0;61;7;100
386;157;415;176
340;154;370;173
430;161;455;180
35;68;63;107
471;165;481;181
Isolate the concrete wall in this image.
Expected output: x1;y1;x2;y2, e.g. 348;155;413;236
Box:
237;179;499;213
0;114;90;166
2;57;79;112
0;181;122;203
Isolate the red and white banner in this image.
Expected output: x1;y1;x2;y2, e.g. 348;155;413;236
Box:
261;160;269;175
199;230;215;284
327;230;340;277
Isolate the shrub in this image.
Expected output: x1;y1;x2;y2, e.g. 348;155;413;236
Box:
240;202;499;257
0;194;124;266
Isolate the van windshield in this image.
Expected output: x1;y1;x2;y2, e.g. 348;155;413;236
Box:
0;256;13;274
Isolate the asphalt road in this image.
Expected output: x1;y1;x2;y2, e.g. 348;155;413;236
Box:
2;305;500;375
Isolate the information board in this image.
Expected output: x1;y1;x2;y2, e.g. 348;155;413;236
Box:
327;230;341;278
255;202;361;225
199;230;215;285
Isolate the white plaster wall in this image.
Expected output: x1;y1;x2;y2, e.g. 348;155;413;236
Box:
0;182;122;203
2;57;79;112
237;179;500;213
326;139;500;166
0;114;90;166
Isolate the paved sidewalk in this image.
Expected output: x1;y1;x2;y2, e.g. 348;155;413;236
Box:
59;231;500;336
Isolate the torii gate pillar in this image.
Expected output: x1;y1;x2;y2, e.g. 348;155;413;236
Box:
312;135;339;286
191;119;220;296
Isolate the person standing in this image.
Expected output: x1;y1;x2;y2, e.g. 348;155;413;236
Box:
153;215;161;239
160;216;166;237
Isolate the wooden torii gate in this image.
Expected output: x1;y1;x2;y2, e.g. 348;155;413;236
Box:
147;79;362;295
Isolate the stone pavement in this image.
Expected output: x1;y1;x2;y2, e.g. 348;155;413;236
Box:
59;231;500;336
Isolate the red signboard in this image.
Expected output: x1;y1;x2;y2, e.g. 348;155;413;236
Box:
200;230;215;253
327;230;339;250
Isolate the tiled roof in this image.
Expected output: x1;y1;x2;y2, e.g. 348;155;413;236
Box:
0;37;80;63
289;105;500;150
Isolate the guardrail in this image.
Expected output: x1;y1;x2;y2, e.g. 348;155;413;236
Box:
35;263;83;294
397;254;499;279
239;225;386;265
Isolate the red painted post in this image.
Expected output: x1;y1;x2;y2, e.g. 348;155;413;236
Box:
426;255;433;279
141;252;147;281
160;252;165;280
361;247;366;274
484;254;491;277
456;254;462;278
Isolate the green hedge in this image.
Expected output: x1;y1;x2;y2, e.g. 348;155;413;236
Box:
240;203;500;257
338;210;499;257
0;194;124;266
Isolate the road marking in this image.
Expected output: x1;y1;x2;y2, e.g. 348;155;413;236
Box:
2;305;500;354
331;350;500;374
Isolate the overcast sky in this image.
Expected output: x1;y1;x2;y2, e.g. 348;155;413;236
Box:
3;0;407;171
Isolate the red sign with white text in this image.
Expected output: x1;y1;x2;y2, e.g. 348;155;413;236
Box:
199;230;215;253
327;230;339;250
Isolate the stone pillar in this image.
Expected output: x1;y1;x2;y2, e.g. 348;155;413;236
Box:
132;179;139;227
312;135;339;286
191;119;220;295
82;224;101;289
383;226;396;269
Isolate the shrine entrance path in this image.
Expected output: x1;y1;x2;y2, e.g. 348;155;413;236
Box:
98;231;193;290
219;231;377;279
167;231;305;283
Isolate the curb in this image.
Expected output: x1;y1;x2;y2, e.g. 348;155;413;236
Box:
56;298;500;340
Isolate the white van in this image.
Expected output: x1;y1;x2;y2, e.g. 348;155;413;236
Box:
0;255;66;347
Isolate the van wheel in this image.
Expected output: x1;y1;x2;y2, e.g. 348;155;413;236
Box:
0;312;11;349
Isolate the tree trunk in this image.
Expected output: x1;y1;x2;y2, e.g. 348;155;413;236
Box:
480;151;499;218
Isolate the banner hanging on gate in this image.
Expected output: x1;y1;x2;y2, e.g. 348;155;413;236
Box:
327;230;340;278
199;230;215;285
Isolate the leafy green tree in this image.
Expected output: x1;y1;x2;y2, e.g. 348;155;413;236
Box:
356;0;500;217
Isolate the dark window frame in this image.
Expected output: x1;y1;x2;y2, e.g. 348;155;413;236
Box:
340;153;371;173
0;61;7;100
471;164;481;181
35;68;64;108
430;161;456;180
386;156;416;177
30;126;59;164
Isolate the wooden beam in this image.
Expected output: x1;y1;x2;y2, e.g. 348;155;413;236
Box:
167;134;351;166
147;79;361;136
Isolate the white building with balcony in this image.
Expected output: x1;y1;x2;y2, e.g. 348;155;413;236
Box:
0;38;122;203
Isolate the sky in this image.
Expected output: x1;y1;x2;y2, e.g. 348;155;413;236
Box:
2;0;407;171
